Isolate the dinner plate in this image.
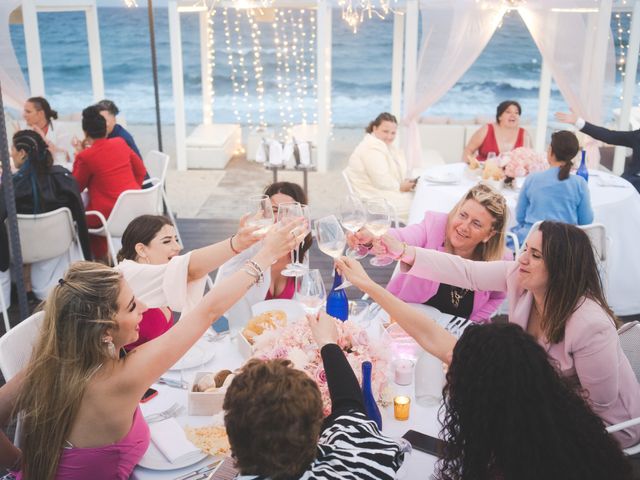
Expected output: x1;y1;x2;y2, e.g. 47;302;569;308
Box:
251;299;306;321
169;339;216;371
422;171;460;184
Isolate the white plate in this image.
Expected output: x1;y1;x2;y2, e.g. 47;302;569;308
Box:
169;340;216;371
422;171;460;184
251;299;306;321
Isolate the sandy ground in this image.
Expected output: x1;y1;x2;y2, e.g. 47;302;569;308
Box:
126;124;365;220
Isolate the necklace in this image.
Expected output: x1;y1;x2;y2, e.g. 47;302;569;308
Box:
450;287;470;309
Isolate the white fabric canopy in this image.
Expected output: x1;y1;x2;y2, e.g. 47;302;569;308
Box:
404;0;616;169
0;0;29;110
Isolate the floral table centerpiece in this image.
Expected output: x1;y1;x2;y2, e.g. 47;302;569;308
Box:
251;319;393;416
501;147;548;186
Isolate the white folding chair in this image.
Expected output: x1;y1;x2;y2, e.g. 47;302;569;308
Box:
578;223;609;290
86;183;163;266
605;321;640;455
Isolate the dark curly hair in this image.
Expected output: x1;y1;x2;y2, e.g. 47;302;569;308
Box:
495;100;521;123
223;358;324;480
437;323;631;480
81;105;107;139
13;129;53;176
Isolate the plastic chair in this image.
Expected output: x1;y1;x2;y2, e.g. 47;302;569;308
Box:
86;183;163;266
0;311;44;381
578;223;609;290
0;279;9;333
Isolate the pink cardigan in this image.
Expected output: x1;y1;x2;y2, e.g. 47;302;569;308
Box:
387;211;509;322
403;248;640;448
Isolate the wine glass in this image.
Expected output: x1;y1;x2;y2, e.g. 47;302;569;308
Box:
246;195;274;236
315;215;351;290
277;202;306;277
338;195;369;259
295;269;326;315
365;199;394;267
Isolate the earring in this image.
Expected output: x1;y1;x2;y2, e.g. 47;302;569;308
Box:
102;335;117;359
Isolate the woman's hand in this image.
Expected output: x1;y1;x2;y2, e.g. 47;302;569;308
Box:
346;229;374;250
232;213;262;252
374;233;403;258
555;111;578;125
335;256;375;292
307;311;339;348
259;217;306;264
400;179;417;192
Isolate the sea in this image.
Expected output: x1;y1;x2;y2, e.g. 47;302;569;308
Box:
7;7;635;127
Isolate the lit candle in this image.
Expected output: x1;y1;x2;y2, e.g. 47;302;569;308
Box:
394;395;411;421
394;358;414;386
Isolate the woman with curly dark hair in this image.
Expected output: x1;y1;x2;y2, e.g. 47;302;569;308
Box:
439;323;631;480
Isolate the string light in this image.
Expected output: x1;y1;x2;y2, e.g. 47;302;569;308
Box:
247;10;266;129
337;0;399;33
233;9;253;127
205;6;216;122
223;7;241;122
615;12;632;100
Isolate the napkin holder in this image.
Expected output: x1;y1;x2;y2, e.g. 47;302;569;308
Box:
188;371;226;416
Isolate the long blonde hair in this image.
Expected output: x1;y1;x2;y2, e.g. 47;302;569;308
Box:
446;184;508;261
15;261;122;480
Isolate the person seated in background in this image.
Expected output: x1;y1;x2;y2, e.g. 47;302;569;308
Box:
223;312;405;480
344;112;415;223
556;109;640;192
95;99;142;159
463;100;532;163
352;184;510;322
72;105;147;261
215;181;312;330
117;214;261;351
338;221;640;449
21;96;72;165
0;130;91;301
512;130;593;245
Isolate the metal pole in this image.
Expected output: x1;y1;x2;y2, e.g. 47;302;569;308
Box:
0;82;29;322
148;0;163;152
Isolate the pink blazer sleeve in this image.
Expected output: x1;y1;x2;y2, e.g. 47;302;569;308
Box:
402;248;513;293
388;221;429;246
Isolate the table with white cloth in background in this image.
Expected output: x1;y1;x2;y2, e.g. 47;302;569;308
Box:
132;303;459;480
410;163;640;316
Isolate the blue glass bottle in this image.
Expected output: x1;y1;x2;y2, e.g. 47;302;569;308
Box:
325;270;349;321
361;361;383;430
576;149;589;182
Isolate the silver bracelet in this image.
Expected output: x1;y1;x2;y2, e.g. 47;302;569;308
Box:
246;259;265;284
241;266;260;285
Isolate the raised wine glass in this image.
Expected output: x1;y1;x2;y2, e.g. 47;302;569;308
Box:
338;195;369;259
246;195;275;236
365;198;394;267
315;215;351;290
295;269;326;315
277;202;306;277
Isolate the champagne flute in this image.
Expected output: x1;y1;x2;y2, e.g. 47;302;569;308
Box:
277;202;306;277
365;198;394;267
246;195;275;236
338;195;369;259
295;269;326;315
315;215;351;290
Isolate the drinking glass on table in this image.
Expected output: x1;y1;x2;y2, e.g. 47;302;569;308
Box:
365;199;394;267
338;195;369;259
246;195;275;236
315;215;351;290
277;202;306;277
295;269;326;315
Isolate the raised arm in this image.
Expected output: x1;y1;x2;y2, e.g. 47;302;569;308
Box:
463;125;488;163
335;257;456;364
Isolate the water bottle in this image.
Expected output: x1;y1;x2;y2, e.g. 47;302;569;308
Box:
361;361;383;430
576;149;589;182
414;350;445;407
325;270;349;321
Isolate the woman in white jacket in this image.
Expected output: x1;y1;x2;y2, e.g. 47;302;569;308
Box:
344;112;416;222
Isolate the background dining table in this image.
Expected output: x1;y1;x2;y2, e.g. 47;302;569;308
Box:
411;162;640;316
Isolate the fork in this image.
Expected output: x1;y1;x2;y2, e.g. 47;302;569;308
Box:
145;402;184;424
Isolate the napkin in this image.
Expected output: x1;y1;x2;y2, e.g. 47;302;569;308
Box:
148;417;202;464
597;175;629;188
268;140;283;165
297;141;311;166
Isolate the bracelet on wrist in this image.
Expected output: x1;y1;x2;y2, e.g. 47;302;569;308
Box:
229;235;241;254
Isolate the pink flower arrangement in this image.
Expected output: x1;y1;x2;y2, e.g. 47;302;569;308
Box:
251;320;392;416
501;147;548;178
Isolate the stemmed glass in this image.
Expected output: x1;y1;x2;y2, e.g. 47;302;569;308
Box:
315;215;351;290
365;199;394;267
338;195;368;259
295;269;326;315
246;195;275;235
277;202;306;277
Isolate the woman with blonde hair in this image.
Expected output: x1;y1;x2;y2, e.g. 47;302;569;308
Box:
354;183;511;321
0;218;305;479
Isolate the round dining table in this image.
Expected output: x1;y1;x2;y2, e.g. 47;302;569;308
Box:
411;162;640;315
131;303;456;480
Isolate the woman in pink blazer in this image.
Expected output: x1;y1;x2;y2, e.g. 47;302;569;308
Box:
338;221;640;449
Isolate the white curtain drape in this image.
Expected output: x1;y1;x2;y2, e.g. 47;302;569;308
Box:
0;0;29;111
404;0;616;168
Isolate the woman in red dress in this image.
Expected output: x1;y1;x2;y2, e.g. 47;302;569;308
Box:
72;106;147;260
463;100;532;163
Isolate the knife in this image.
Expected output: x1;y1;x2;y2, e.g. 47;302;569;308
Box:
174;460;221;480
157;377;189;389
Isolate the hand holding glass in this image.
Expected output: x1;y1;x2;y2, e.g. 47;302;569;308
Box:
246;195;275;236
365;199;394;267
338;195;369;259
315;215;351;290
277;202;307;277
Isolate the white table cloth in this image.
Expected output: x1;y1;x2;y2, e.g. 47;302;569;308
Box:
132;309;451;479
410;163;640;315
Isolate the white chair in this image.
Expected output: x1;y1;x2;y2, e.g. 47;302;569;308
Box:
0;311;44;381
505;231;520;258
578;223;609;290
0;277;9;333
142;150;183;247
516;220;542;257
605;321;640;455
86;183;163;266
342;169;356;196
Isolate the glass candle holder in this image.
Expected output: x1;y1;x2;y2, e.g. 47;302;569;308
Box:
394;395;411;421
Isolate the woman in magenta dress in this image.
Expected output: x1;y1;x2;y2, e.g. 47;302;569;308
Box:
463;100;532;163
